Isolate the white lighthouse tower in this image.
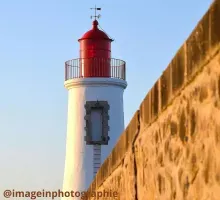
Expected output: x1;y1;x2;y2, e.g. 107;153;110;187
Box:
62;9;127;199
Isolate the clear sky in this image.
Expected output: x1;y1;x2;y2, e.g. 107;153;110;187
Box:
0;0;212;196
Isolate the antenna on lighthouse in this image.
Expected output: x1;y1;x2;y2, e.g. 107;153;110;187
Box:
90;5;101;20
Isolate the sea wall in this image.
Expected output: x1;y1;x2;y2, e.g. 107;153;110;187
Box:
87;0;220;199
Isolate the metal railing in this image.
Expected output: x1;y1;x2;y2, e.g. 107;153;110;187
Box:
65;58;126;81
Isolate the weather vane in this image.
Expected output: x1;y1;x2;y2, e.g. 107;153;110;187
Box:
90;5;101;20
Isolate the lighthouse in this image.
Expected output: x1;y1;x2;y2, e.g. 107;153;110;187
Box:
62;8;127;198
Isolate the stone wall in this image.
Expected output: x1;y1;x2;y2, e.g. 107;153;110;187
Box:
86;0;220;199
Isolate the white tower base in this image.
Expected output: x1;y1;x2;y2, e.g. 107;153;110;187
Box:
62;78;127;199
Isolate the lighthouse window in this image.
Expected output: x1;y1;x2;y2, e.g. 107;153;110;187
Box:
84;101;110;145
90;108;103;141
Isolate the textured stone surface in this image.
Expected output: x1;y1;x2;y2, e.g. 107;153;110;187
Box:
88;48;220;200
136;51;220;200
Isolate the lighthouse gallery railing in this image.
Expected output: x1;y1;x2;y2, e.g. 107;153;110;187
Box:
65;58;126;81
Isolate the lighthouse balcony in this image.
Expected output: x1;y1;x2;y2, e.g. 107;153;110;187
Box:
64;58;126;81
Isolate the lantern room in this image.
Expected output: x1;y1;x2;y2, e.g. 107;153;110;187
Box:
78;20;113;77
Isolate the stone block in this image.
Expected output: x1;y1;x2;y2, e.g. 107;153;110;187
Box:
151;81;159;120
172;45;185;94
95;167;102;188
110;146;119;172
125;110;140;151
140;92;151;127
101;157;109;182
186;10;210;78
109;133;125;171
160;64;172;109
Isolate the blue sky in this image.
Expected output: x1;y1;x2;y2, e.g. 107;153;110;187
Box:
0;0;212;194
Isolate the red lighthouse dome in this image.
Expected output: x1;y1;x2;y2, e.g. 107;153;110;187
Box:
79;20;112;41
78;20;113;77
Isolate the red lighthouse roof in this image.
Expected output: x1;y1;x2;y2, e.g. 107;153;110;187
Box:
78;20;113;41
